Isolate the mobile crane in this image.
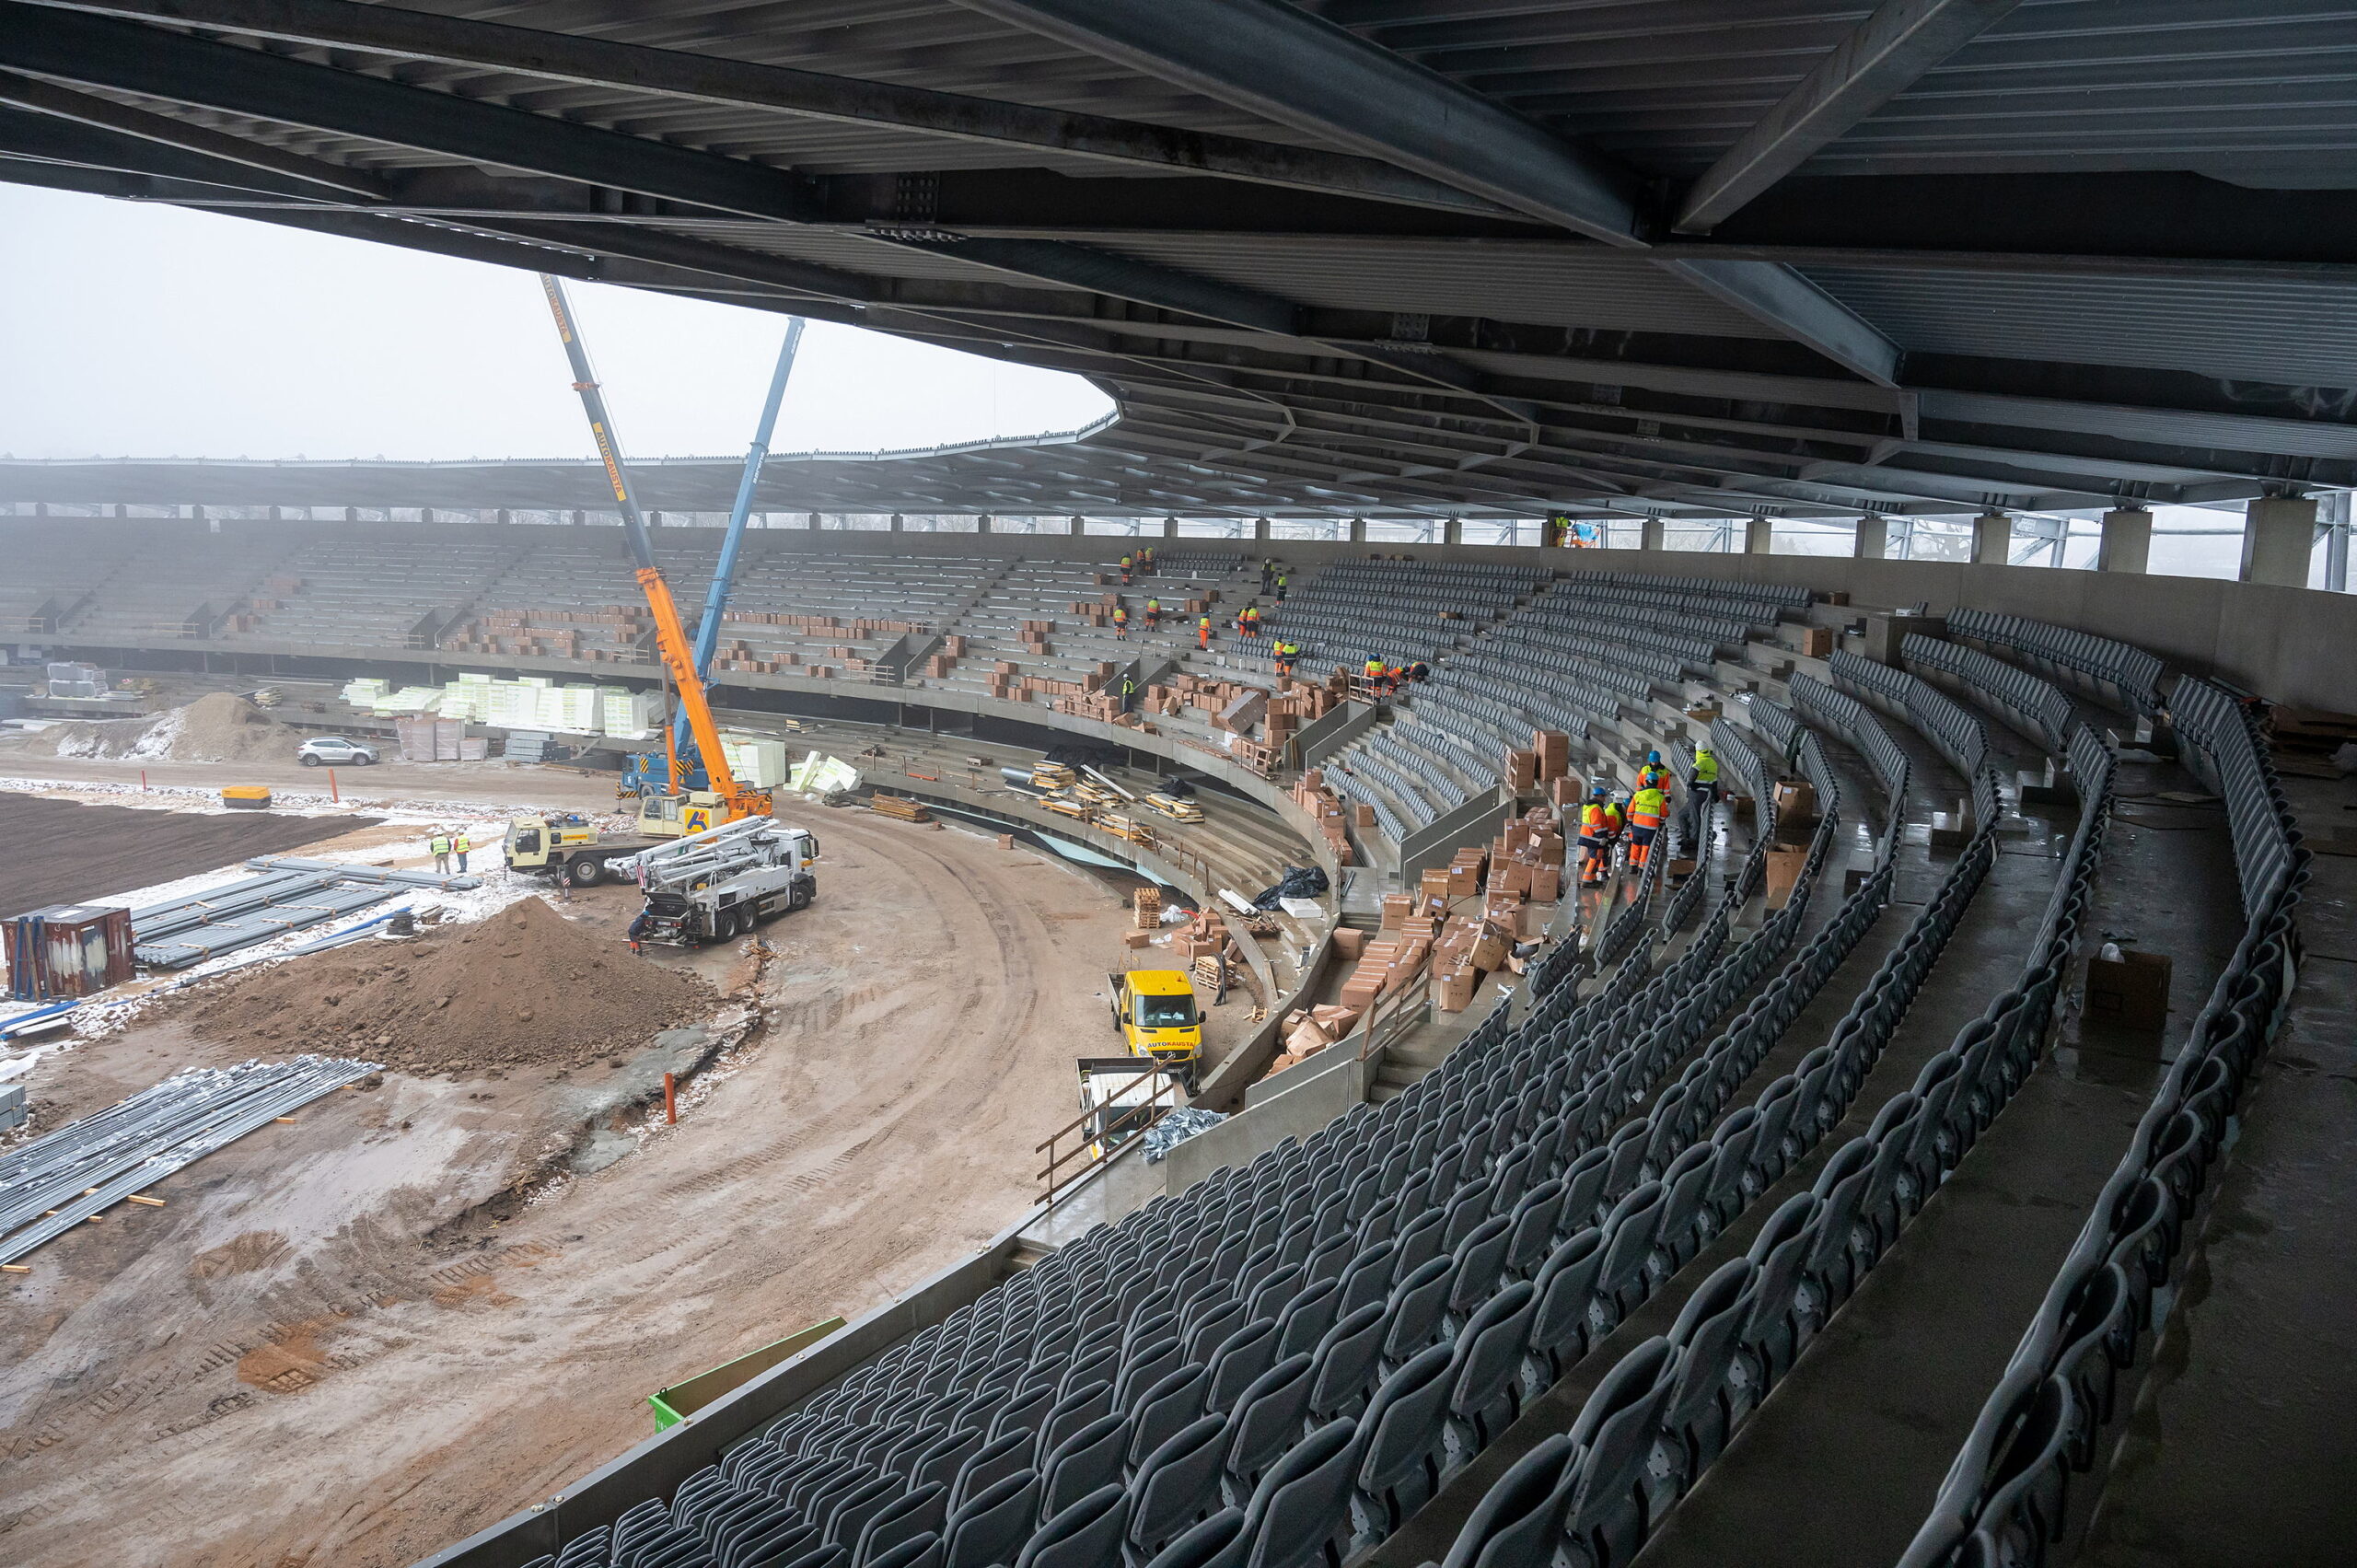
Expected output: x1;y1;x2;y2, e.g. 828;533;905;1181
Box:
620;317;807;798
536;273;771;830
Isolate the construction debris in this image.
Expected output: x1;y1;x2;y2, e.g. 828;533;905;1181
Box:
1142;1107;1225;1164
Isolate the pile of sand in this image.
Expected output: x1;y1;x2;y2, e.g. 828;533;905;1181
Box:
33;692;292;763
176;898;717;1075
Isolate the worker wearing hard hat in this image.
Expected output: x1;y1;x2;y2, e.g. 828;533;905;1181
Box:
1578;784;1624;887
1113;603;1131;640
1690;743;1720;802
1637;749;1672;794
1626;780;1667;869
1198;613;1213;651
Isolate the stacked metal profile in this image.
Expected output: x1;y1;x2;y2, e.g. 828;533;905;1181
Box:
129;856;480;969
0;1055;379;1264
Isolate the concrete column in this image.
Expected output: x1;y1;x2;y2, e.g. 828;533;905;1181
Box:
888;514;903;533
1970;511;2013;565
977;513;993;534
1253;517;1271;541
2096;506;2152;573
1444;518;1464;544
1162;516;1178;539
1348;517;1367;542
1067;516;1083;536
1743;516;1773;554
1641;517;1666;552
2241;494;2316;586
1853;516;1888;559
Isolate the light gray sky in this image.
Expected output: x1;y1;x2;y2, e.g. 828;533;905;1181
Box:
0;185;1115;461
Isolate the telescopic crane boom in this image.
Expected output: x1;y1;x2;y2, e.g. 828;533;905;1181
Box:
535;273;771;823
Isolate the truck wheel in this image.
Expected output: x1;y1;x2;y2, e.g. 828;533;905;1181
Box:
569;856;603;887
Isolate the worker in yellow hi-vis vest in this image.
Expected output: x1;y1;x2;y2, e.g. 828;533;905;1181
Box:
1626;783;1666;869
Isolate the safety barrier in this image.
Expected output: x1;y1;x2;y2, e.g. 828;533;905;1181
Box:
1895;682;2297;1567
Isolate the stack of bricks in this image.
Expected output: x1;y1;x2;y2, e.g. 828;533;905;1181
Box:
923;651;958;679
1292;768;1354;866
455;606;647;661
988;660;1021;700
1021;620;1055;656
718;610;925;636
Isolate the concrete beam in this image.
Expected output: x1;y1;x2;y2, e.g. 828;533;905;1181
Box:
2241;494;2316;586
2097;506;2151;574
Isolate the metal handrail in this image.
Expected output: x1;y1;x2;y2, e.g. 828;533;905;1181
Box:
1034;1060;1180;1205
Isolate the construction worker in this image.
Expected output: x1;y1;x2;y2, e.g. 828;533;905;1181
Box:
453;829;472;874
626;907;651;953
1120;552;1134;586
1363;656;1385;695
1198;613;1213;651
1406;660;1431;685
1272;639;1296;680
1578;786;1624;887
1140;545;1155;574
429;828;453;875
1260;557;1276;593
1113;603;1130;640
1690;743;1721;803
1626;779;1667;868
1144;597;1161;629
1637;749;1671;794
1275;570;1289;602
1242;604;1260;639
1386;662;1409;693
1120;671;1138;714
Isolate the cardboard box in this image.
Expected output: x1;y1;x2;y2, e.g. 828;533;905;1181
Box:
1434;966;1478;1014
1771;778;1818;827
2086;950;2172;1035
1529;865;1562;903
1420;867;1453;901
1798;626;1833;657
1763;845;1808;910
1504;749;1538;792
1379;893;1412;930
1329;926;1366;959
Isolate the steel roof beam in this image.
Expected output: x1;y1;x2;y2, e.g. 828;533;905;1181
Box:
0;101;348;200
18;0;1505;214
1658;259;1901;387
0;67;386;195
1673;0;2024;235
953;0;1643;244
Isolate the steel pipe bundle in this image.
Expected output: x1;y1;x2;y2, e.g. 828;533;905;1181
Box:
0;1055;379;1264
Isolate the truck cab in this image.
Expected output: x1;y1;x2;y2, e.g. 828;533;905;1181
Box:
1108;969;1203;1085
636;789;726;839
505;814;638;885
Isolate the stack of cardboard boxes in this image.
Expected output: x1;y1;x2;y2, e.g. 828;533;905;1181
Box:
1490;806;1568;904
1503;727;1575;796
1269;1002;1366;1074
1293;769;1355;866
1765;776;1818;908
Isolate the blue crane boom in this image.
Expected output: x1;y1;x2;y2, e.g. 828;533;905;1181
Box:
638;319;807;788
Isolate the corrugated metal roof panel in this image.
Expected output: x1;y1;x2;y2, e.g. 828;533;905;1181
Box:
1076;236;1782;337
1803;267;2357;385
1917;390;2357;461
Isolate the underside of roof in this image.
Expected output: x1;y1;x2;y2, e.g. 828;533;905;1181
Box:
2;0;2354;518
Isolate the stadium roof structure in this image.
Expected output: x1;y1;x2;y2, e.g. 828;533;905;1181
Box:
2;0;2354;519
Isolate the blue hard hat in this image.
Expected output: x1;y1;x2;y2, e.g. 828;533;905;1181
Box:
1647;749;1662;764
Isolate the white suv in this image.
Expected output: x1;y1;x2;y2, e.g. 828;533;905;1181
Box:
296;735;378;767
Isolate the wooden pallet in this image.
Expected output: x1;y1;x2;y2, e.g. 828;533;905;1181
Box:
866;792;933;823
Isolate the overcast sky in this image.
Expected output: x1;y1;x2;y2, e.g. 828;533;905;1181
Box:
0;185;1115;462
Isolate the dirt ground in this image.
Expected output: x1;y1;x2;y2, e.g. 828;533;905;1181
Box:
0;759;1143;1568
0;792;382;913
